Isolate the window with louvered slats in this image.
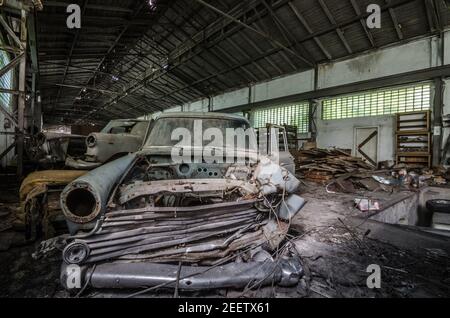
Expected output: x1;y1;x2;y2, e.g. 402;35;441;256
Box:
251;102;310;133
322;83;432;120
0;41;12;109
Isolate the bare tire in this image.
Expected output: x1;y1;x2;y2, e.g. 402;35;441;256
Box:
426;199;450;214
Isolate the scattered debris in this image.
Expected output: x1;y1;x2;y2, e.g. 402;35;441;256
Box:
372;175;396;186
294;148;449;193
32;234;69;260
354;198;381;212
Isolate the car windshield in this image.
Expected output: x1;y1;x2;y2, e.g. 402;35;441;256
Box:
144;117;256;151
129;121;149;137
101;120;142;134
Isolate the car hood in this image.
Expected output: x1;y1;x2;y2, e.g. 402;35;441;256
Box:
138;145;259;160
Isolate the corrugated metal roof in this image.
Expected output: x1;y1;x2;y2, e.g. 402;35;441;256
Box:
36;0;450;125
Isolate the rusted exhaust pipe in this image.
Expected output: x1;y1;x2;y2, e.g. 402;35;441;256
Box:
60;154;135;226
61;258;303;291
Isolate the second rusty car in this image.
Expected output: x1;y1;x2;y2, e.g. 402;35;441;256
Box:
65;119;150;170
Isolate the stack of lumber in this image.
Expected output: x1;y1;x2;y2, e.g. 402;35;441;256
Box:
294;148;374;183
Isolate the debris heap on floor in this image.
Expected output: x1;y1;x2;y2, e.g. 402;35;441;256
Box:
293;148;374;182
293;148;450;194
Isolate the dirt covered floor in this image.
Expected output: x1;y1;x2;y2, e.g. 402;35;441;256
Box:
0;176;66;298
292;182;450;298
0;242;66;297
0;179;449;298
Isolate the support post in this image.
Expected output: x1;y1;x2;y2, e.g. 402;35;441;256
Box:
16;9;28;177
31;72;36;134
309;100;318;142
432;77;444;167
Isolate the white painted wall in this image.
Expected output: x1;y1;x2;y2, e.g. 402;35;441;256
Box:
165;69;316;113
162;105;183;113
315;103;396;162
252;70;315;103
317;37;441;89
213;87;249;110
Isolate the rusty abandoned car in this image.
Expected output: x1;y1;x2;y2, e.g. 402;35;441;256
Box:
65;119;150;170
59;113;306;291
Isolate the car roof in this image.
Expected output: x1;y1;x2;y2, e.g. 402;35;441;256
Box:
155;112;248;122
110;118;149;122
